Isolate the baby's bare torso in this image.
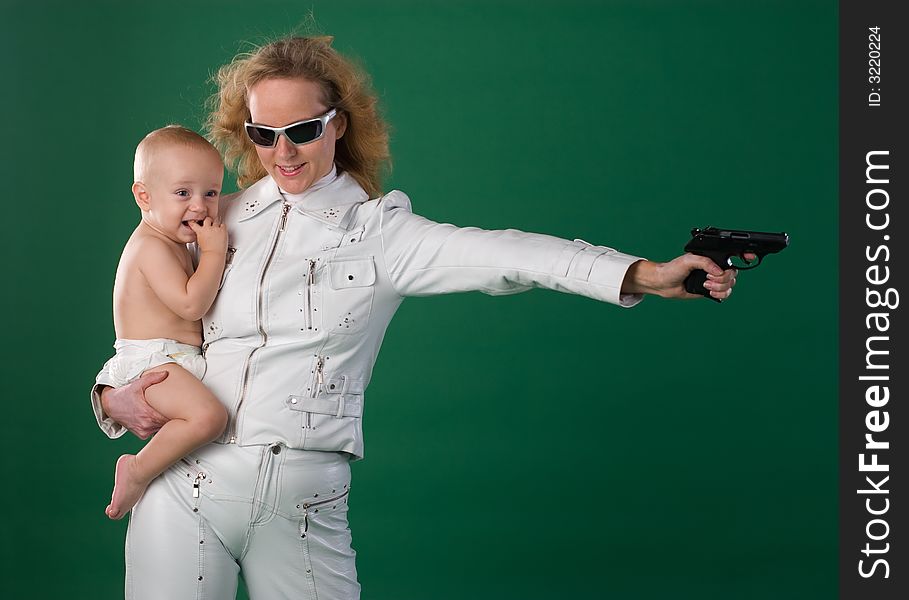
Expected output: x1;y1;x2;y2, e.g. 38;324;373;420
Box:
114;227;202;347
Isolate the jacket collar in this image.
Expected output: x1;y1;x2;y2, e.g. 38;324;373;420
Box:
236;170;370;229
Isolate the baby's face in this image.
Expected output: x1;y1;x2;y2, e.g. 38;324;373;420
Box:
140;145;224;244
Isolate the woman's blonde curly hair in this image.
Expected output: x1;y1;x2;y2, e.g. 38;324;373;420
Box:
206;36;389;197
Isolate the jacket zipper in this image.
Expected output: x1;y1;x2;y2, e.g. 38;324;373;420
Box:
301;488;350;533
202;246;239;358
305;355;326;430
227;202;291;443
219;246;237;291
303;259;317;330
311;356;325;398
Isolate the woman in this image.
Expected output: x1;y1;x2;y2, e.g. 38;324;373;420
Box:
93;35;740;599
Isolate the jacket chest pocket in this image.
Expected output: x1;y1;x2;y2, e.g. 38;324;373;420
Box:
324;257;376;334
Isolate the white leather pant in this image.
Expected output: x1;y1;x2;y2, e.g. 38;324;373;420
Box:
125;442;358;599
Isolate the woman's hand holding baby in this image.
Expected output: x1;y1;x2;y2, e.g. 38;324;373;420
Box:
100;371;170;440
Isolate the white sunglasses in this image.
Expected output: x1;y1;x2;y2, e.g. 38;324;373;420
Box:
244;108;338;147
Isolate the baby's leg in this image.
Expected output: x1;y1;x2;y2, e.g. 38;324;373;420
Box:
106;363;227;520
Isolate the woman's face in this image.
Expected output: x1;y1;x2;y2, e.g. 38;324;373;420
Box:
247;77;345;194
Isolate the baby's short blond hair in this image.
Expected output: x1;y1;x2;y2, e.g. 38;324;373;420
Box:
134;125;221;181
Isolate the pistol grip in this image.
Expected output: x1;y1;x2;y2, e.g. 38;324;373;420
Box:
684;269;722;303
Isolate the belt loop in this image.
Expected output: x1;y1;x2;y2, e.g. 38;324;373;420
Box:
335;375;349;418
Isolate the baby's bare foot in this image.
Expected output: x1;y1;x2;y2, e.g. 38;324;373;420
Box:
106;454;149;520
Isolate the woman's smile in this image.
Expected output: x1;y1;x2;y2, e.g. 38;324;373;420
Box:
277;163;306;177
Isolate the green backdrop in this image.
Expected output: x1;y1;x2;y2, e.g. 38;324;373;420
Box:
1;1;836;598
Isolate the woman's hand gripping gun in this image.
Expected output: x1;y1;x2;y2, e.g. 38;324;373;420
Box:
683;226;790;302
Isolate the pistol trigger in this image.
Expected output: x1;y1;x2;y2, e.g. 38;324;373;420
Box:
732;252;762;270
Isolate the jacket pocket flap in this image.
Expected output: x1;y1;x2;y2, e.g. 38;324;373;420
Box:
328;257;376;289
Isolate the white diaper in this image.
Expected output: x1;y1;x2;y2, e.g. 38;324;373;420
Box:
103;338;207;387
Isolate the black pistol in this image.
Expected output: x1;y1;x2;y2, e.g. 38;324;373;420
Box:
683;226;789;302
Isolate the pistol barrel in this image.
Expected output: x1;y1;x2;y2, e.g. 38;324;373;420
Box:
686;227;789;256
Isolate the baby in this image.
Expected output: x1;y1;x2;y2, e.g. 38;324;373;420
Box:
102;125;228;519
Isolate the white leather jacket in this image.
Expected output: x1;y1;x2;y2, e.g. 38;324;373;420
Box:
94;171;644;458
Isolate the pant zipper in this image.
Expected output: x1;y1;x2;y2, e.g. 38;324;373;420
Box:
192;471;206;498
301;488;350;533
180;458;206;499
